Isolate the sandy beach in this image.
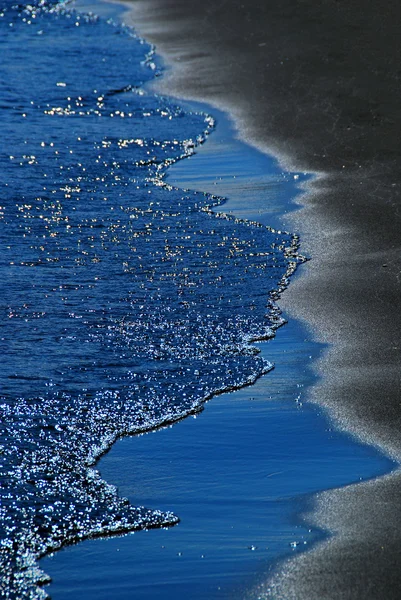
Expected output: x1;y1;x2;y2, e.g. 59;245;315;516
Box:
4;0;400;597
115;0;401;597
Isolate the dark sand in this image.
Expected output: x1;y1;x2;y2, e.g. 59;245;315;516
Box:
117;1;401;598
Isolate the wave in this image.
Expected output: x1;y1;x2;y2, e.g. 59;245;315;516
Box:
0;1;304;597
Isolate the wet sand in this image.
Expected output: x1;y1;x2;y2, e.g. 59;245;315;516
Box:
116;1;401;598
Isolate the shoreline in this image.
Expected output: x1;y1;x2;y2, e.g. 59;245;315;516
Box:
118;0;401;456
39;1;400;597
103;0;401;598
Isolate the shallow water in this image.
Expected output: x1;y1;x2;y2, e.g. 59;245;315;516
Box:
0;1;308;597
42;319;394;599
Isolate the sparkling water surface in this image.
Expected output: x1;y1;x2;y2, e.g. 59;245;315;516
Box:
0;1;305;597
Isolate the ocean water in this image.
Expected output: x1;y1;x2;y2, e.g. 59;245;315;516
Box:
0;1;308;597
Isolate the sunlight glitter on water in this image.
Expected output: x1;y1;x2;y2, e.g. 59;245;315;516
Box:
0;1;304;597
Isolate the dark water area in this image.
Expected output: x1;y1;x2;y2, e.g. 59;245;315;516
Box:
0;1;307;597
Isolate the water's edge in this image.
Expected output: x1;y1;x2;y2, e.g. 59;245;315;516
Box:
38;3;397;595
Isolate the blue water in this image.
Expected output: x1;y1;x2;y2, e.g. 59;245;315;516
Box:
41;317;394;599
0;1;310;597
